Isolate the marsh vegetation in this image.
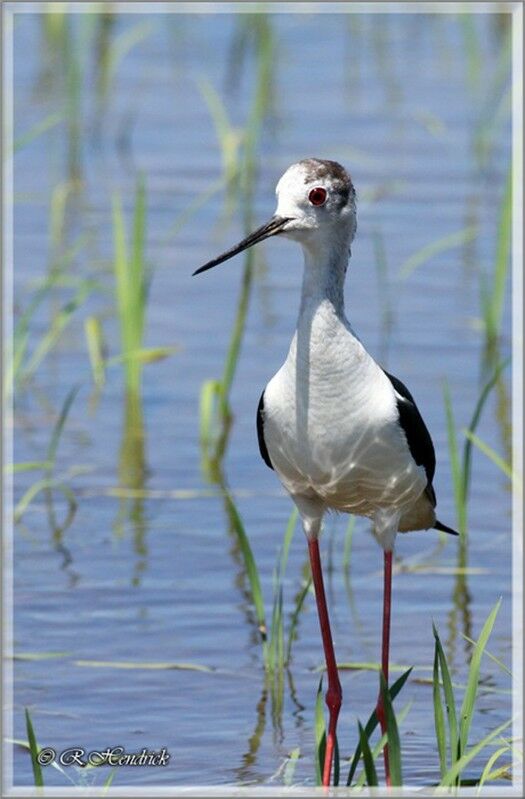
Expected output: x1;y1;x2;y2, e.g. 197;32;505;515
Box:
8;6;516;790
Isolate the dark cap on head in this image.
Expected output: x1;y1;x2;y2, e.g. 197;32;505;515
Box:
298;158;355;207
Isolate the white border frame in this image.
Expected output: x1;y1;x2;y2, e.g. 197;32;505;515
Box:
2;2;523;797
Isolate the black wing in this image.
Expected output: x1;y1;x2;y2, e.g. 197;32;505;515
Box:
383;370;436;506
257;391;274;470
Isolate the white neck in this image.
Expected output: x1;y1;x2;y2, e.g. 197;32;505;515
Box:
298;234;350;321
288;233;355;444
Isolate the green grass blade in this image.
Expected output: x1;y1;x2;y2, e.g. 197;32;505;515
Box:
285;577;311;666
112;192;129;346
355;702;412;788
106;347;178;368
399;225;478;279
239;16;274;199
110;179;169;401
131;176;147;344
73;659;213;672
380;672;402;785
14;479;76;525
49;232;92;277
113;190;140;394
268;570;280;672
24;708;43;787
84;316;106;387
276;587;284;671
463;430;518;488
220;257;253;408
433;641;447;778
9;273;60;391
462;358;510;500
163;176;224;243
479;762;512;784
13;111;64;153
8;738;72;783
342;515;355;576
21;281;94;383
46;385;80;471
433;622;459;765
102;768;117;791
49;181;74;251
13;375;81;531
197;76;241;184
461;13;482;91
486;166;511;339
459;598;502;754
103;21;153;97
224;493;267;658
346;667;412;785
283;748;300;786
477;745;511;790
5;461;52;474
268;511;297;670
279;507;298;577
460;633;511;676
314;677;326;786
439;719;512;787
357;721;378;787
199;379;220;450
333;735;340;786
443;381;466;535
12;652;70;661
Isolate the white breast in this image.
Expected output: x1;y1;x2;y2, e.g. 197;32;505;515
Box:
262;300;427;518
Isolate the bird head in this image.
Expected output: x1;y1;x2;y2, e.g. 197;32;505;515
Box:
274;158;356;245
193;158;356;276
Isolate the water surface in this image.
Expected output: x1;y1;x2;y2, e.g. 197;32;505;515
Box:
10;8;513;789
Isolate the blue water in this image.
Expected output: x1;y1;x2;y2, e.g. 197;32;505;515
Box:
10;9;513;789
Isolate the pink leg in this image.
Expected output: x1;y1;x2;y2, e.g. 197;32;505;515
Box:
376;549;393;786
308;538;342;787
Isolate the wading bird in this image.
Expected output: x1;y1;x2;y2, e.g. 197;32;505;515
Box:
194;159;457;787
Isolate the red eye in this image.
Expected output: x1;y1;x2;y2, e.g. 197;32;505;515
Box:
308;187;327;206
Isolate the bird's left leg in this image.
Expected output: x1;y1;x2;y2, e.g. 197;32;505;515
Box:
294;495;341;787
373;510;400;787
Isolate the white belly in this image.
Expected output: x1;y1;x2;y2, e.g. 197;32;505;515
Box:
263;313;427;519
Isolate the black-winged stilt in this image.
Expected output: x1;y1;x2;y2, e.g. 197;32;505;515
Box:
194;158;457;787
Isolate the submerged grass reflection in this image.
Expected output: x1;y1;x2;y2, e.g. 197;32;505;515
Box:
443;358;510;663
110;178;175;581
11;8;514;790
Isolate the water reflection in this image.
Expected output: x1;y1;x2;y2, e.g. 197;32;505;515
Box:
447;537;474;665
236;685;268;784
114;390;149;587
12;8;514;787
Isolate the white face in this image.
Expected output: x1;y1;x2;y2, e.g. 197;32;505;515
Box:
193;158;356;277
274;161;356;243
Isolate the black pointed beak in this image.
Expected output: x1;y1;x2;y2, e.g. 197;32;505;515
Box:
193;215;292;276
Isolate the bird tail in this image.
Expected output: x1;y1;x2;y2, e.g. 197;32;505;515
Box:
434;520;459;536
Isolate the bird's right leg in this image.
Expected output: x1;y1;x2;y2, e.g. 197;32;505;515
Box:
308;537;342;787
295;495;342;788
375;547;393;786
373;510;399;788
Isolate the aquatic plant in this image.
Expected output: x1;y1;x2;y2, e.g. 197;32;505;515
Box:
443;358;509;539
13;385;79;537
20;707;116;789
479;165;512;355
111;177;176;394
225;496;309;676
432;599;512;787
198;16;276;478
328;601;513;788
